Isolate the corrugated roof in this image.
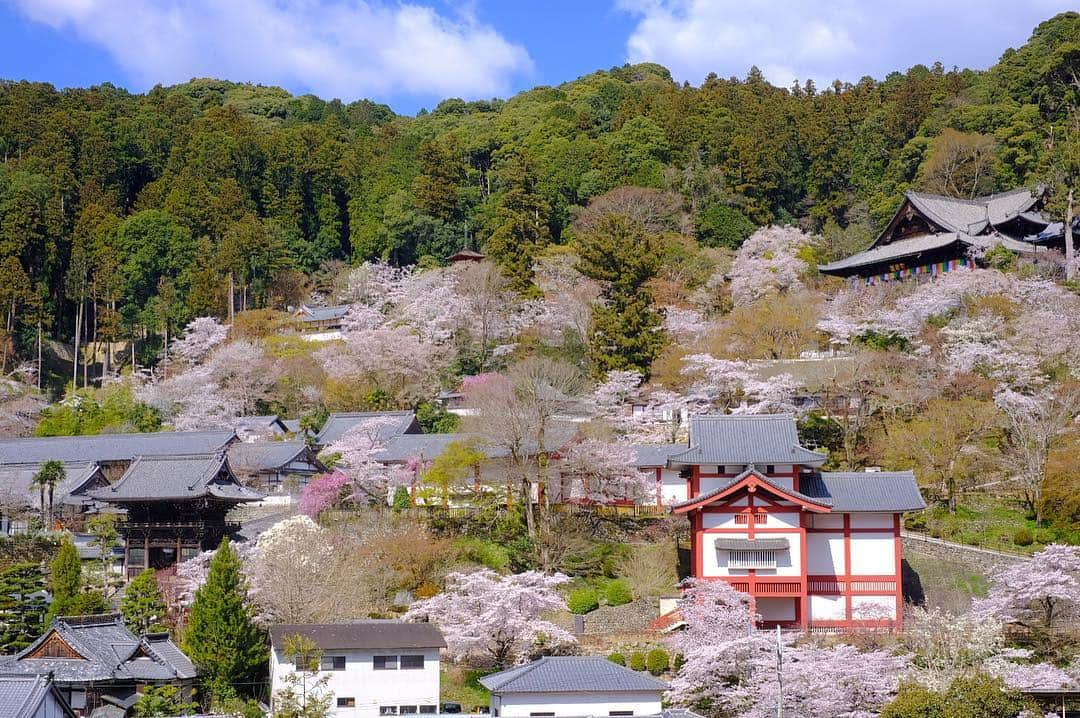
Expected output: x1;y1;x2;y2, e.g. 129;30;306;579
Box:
669;415;825;467
227;441;321;473
89;453;263;503
0;430;236;465
480;656;668;694
269;621;446;650
632;444;684;468
799;471;925;512
4;614;196;684
0;674;71;718
315;412;420;446
0;461;106;508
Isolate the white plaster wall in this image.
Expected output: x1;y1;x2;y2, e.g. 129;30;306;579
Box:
849;534;896;575
702;512;739;529
757;597;796;622
810;594;845;621
810;514;844;529
851;595;897;619
701;531;802;577
763;511;799;528
493;691;663;717
659;470;688;504
850;513;894;529
271;647;441;718
806;534;845;575
700;477;729;493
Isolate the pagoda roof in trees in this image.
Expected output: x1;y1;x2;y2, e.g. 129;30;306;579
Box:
672;467;833;514
0;430;236;465
88;453;263;504
0;461;107;508
314;411;421;447
819;186;1051;277
667;414;826;467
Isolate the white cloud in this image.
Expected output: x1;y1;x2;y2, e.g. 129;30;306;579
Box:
8;0;533;101
617;0;1077;89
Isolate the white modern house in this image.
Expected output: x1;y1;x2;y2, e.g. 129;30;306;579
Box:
480;657;667;718
269;621;446;718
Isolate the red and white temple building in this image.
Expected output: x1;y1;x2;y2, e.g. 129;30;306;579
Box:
664;415;925;631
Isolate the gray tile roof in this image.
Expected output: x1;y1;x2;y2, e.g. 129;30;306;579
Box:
315;412;420;446
89;453;263;503
0;461;107;508
295;304;350;322
669;415;825;467
3;614;196;685
375;424;580;463
234;415;289;434
269;621;446;651
818;232;961;272
0;430;236;465
799;471;926;512
480;656;668;694
632;444;684;468
227;441;322;473
0;674;73;718
672;467;831;511
282;419;301;433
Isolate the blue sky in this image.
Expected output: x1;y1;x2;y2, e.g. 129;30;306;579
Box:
0;1;1074;115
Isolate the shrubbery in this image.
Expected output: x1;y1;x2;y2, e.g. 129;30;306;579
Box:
567;587;599;615
645;648;669;675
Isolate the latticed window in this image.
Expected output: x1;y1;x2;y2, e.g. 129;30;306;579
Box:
728;549;777;569
734;512;768;525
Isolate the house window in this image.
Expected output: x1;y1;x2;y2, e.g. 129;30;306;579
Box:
127;547;146;566
728;549;777;569
766;465;775;475
610;712;634;716
321;655;346;671
374;655;398;670
400;654;425;670
734;513;768;525
380;707;398;715
400;706;418;714
69;690;86;710
419;706;437;714
338;698;357;708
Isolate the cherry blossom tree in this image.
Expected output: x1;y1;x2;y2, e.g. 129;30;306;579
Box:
972;544;1080;658
170;317;229;365
681;354;801;414
315;326;447;405
323;418;411;504
663;306;710;340
403;569;575;668
532;254;600;347
298;470;350;517
729;226;813;307
900;607;1005;690
558;440;651;503
591;370;643;413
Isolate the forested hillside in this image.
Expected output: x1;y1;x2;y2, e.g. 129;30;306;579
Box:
0;12;1077;378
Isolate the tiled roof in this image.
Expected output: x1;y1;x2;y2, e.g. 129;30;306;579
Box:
89;453;263;503
632;444;684;468
0;674;72;718
315;412;420;446
0;461;106;508
0;430;236;465
227;441;321;473
282;419;301;433
480;656;667;694
799;471;925;512
234;415;288;434
3;615;196;685
672;467;831;512
295;304;350;322
668;415;825;467
269;621;446;650
375;424;580;463
818;232;961;272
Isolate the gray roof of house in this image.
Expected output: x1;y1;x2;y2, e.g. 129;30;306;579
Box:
0;674;73;718
89;453;263;503
234;415;288;433
818;231;1035;273
633;444;684;468
227;441;322;474
2;615;196;684
673;467;831;511
0;430;236;465
269;621;446;650
296;304;350;322
0;461;106;508
282;419;301;433
375;424;580;463
799;471;926;512
480;656;668;694
315;412;420;446
673;468;924;513
669;415;825;467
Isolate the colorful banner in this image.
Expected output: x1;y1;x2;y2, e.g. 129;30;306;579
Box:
855;257;973;286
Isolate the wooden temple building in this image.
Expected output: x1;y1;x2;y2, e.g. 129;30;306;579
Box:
89;453;262;578
819;186;1061;283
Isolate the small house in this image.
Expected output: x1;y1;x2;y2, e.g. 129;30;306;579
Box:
269;621;446;718
480;656;667;718
0;674;76;718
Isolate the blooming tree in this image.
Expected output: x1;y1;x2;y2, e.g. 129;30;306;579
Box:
323;418;411;504
170;317;229;365
558;440;651;503
729;226;813;307
591;370;644;413
298;470;350;517
682;354;801;414
972;544;1080;658
403;569;575;668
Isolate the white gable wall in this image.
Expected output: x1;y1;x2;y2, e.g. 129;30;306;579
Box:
491;690;663;718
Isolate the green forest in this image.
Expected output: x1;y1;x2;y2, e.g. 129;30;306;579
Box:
0;12;1077;381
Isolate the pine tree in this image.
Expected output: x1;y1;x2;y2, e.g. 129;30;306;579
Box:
46;537;107;623
0;563;47;652
183;539;267;695
120;568;168;635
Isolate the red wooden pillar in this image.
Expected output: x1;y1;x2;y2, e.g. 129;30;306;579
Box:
843;514;853;627
893;513;904;631
799;510;809;631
